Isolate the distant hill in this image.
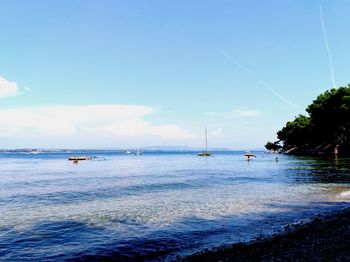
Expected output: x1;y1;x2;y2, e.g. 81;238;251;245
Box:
142;146;233;151
0;147;265;153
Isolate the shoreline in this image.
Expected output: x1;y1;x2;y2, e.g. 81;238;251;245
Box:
182;206;350;261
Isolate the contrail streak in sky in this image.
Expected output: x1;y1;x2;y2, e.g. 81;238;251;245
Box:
319;5;337;88
217;49;298;108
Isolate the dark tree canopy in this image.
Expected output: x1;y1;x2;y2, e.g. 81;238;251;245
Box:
264;141;281;151
273;85;350;155
277;114;311;149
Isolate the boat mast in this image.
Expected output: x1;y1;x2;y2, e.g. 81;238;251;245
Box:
205;127;208;152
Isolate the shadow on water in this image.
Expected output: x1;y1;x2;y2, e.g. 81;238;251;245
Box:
0;221;108;261
74;201;350;261
286;156;350;183
1;202;349;262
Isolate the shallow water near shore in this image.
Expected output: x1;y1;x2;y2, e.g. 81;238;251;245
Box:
0;151;349;261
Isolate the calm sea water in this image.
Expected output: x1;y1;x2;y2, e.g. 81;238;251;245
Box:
0;150;349;261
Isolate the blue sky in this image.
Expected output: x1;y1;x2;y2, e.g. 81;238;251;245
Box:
0;0;349;149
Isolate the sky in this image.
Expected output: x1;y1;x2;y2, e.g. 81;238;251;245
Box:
0;0;349;149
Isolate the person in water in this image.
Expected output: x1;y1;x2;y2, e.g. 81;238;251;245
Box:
334;145;339;156
275;157;279;162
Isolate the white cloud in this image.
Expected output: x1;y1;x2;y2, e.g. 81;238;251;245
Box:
0;105;198;144
0;76;19;98
203;107;260;118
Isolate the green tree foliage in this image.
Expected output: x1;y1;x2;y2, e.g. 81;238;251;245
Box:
275;85;350;154
265;141;281;151
277;114;311;149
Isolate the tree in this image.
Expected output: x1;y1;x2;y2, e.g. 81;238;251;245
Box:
306;86;350;151
274;85;350;155
277;114;311;149
265;141;281;151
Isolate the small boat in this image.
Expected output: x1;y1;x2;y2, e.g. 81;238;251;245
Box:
244;153;255;157
24;149;41;155
135;147;142;156
198;152;212;156
126;150;132;154
198;127;212;157
68;156;92;161
244;151;255;160
29;150;40;155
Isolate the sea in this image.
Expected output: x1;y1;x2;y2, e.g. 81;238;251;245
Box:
0;150;349;261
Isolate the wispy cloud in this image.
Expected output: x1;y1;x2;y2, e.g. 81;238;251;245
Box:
204;107;260;118
0;105;198;141
0;76;19;98
229;108;260;117
319;5;337;88
217;49;298;109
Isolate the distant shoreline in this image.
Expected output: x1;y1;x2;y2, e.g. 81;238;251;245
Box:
182;206;350;261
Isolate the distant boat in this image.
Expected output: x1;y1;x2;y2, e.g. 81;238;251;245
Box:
135;147;142;156
68;156;92;161
198;127;212;157
126;150;132;154
24;149;41;155
198;152;212;157
244;152;255;157
244;151;255;160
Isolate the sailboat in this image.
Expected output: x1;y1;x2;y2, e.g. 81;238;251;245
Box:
135;147;142;156
198;127;212;157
